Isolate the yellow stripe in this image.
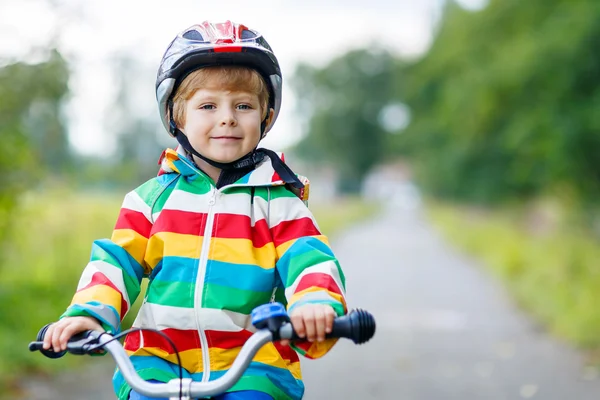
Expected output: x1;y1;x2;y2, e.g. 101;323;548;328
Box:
71;285;123;315
288;287;345;308
287;360;302;380
303;338;338;360
146;232;203;268
111;228;148;267
211;238;276;269
127;344;302;379
275;235;330;258
127;348;203;373
209;343;302;379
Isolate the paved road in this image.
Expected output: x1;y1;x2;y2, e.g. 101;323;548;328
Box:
19;204;600;399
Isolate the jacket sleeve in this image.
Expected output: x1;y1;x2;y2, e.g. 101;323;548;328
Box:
60;178;163;334
271;187;347;359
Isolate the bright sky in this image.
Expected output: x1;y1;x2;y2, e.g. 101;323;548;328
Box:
0;0;486;157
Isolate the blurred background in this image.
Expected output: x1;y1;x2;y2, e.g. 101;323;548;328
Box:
1;0;599;398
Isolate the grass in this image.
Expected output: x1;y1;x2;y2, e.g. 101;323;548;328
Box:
426;201;600;359
311;197;380;237
0;188;378;393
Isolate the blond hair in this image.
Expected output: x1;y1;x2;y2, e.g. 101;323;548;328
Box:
171;66;270;127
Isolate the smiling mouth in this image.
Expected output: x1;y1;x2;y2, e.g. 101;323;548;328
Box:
212;137;242;140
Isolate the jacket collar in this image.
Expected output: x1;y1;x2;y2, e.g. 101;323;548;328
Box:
158;145;288;188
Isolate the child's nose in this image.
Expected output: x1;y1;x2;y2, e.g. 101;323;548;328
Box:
220;108;237;126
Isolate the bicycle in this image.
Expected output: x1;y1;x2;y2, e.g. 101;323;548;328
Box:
29;302;376;400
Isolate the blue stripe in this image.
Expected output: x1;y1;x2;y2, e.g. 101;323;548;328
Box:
113;359;303;400
150;256;198;283
205;260;274;292
173;157;199;178
91;239;145;282
193;362;304;399
276;237;334;285
63;302;120;333
237;172;251;184
156;172;178;186
216;390;274;400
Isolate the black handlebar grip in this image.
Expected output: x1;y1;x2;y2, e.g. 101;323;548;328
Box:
287;309;375;344
28;324;99;358
28;323;67;359
331;309;376;344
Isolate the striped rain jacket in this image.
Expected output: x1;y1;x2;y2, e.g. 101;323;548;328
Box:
61;147;347;400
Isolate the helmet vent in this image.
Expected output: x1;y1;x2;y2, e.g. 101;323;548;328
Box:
183;30;204;41
241;29;257;39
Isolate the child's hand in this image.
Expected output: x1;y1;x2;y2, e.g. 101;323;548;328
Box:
280;304;336;347
42;316;104;353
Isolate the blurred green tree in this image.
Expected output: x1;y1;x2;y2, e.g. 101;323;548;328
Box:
291;48;399;193
396;0;600;207
0;50;70;240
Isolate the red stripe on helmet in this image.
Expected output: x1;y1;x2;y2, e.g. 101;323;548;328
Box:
214;46;243;52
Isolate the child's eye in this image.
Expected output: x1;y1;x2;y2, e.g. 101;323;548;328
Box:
199;104;215;110
237;104;252;110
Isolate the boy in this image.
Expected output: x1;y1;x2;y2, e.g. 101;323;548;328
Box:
42;21;347;400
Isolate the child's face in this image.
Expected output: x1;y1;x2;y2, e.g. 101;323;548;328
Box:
182;88;269;163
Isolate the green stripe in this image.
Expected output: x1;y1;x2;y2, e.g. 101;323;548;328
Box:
152;185;175;214
203;284;272;314
116;367;183;400
146;280;195;308
222;186;252;196
290;343;307;357
254;186;297;201
284;249;339;287
289;299;345;317
91;246;141;301
134;178;164;207
177;176;212;195
273;287;288;307
228;375;290;400
331;302;345;316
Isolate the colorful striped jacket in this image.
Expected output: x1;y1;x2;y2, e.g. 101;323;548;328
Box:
61;147;347;400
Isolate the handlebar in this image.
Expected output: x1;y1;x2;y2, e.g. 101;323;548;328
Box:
29;304;375;399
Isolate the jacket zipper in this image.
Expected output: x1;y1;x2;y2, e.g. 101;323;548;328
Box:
191;182;275;382
195;187;217;382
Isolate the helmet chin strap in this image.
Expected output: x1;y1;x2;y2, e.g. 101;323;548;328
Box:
168;103;303;189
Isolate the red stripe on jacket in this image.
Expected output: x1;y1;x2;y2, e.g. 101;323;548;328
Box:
271;217;321;248
124;328;200;353
294;272;343;297
114;208;153;238
79;272;129;319
152;209;207;236
212;214;272;248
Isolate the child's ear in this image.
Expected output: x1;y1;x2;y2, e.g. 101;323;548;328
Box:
265;108;275;126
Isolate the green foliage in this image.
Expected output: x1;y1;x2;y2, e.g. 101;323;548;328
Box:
0;50;70;243
396;0;600;205
291;48;400;193
0;189;122;391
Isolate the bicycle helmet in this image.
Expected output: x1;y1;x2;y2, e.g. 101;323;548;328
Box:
154;21;302;189
156;20;282;138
